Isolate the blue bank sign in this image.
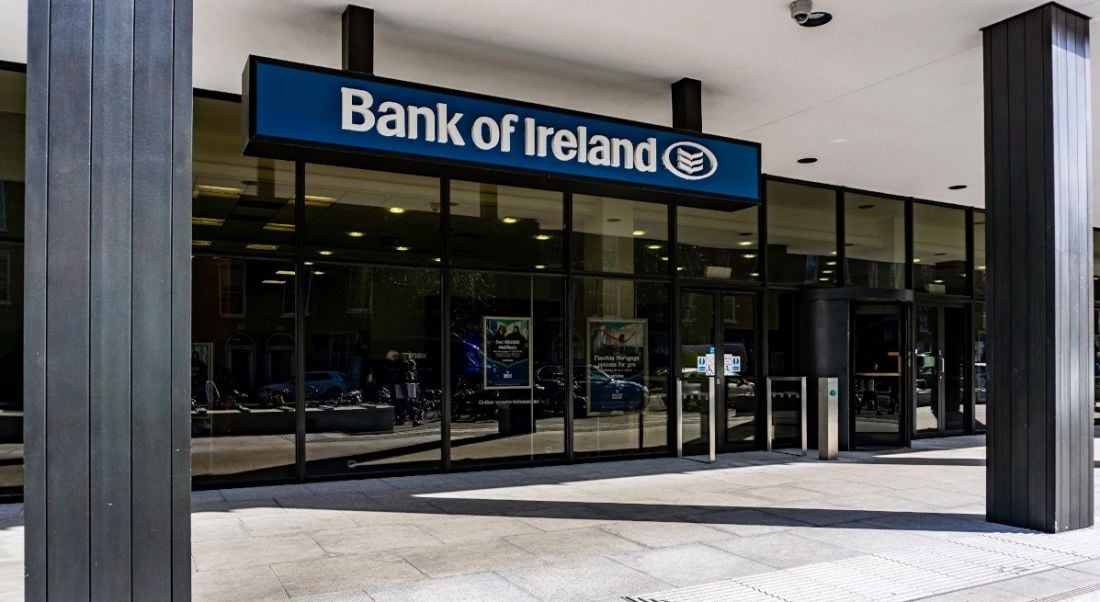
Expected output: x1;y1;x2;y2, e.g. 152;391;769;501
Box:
244;57;761;202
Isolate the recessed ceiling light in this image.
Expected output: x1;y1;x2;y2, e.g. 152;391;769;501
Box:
433;257;442;263
829;251;837;256
660;256;670;261
245;243;278;251
388;207;406;214
303;261;314;266
822;269;833;274
750;272;760;277
275;270;295;276
303;195;334;207
534;264;546;270
261;279;286;285
318;250;334;256
501;217;519;224
646;244;662;250
948;185;968;191
914;258;922;263
313;271;326;276
826;260;837;266
797;157;818;164
534;234;552;241
933;279;945;284
195;184;242;198
819;277;831;282
263;222;295;232
676;266;685;271
978;265;986;271
346;231;365;238
193;240;213;247
743;253;756;259
192;217;225;227
738;241;753;247
395;245;411;251
632;229;646;236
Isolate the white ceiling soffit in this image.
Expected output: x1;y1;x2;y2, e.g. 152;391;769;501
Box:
3;0;1100;222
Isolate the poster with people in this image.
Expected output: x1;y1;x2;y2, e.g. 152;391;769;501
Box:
483;316;532;389
587;318;647;412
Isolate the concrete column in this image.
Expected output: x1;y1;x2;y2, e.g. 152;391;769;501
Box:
983;2;1093;532
24;0;193;598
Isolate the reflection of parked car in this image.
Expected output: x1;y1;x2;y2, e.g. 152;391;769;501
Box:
533;363;589;418
258;371;348;401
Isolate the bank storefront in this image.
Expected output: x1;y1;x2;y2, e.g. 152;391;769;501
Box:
0;56;1095;496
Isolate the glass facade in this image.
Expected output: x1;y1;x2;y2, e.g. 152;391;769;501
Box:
844;193;906;289
0;69;23;493
913;203;967;295
3;64;1097;496
677;205;759;281
766;180;837;285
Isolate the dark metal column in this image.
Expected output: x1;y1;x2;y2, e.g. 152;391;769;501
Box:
25;0;193;598
983;3;1093;533
343;5;375;74
671;78;702;131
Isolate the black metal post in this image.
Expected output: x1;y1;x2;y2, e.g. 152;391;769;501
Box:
983;2;1094;532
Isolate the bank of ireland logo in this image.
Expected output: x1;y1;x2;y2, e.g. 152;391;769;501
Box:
662;141;718;181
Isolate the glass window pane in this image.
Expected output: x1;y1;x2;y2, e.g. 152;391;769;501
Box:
572;195;668;275
304;165;440;264
450;181;563;270
975;303;987;432
975;212;986;297
449;271;565;464
573;278;669;456
844;193;905;289
192;257;297;483
193;97;296;258
913;203;967;295
0;70;23;493
304;264;442;474
766;180;836;285
676;206;759;281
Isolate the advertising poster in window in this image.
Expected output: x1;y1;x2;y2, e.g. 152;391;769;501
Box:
587;318;647;412
483;316;532;389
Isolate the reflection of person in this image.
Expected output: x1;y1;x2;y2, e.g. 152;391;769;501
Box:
383;349;422;426
862;361;881;415
191;350;209;404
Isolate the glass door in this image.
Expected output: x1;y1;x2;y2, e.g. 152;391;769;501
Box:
915;304;968;436
679;289;758;455
852;303;906;447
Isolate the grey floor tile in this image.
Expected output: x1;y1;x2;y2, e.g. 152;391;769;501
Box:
240;508;359;538
990;567;1100;599
706;531;862;569
498;556;671;600
608;542;774;586
414;514;540;544
270;554;423;598
599;520;731;548
193;533;327;572
504;525;645;558
397;539;539;578
310;524;443;556
193;565;290;602
368;572;539;602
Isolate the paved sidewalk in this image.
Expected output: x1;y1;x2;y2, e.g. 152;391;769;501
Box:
0;435;1096;600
